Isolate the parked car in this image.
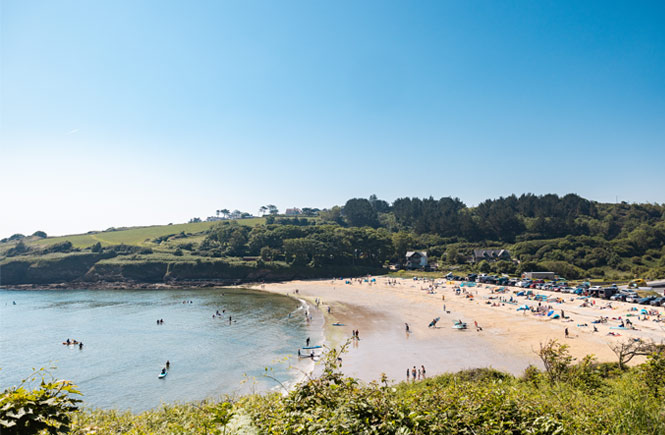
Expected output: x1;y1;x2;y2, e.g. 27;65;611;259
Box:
626;296;640;303
638;297;657;305
649;297;665;307
610;294;626;301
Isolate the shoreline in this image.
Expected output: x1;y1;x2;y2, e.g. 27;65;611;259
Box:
246;277;665;384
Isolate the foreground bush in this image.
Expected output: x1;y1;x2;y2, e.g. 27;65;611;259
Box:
0;368;81;434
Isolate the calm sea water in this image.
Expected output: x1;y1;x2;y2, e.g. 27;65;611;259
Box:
0;288;315;411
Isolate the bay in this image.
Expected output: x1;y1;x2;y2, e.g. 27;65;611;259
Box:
0;288;314;411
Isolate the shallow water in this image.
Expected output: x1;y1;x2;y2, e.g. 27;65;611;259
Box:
0;288;314;411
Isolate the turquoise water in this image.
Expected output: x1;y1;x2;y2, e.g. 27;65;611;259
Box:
0;288;313;411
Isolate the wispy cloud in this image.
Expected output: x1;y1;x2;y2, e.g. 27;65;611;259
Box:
66;128;80;135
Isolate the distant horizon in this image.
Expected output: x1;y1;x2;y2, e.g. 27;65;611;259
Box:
3;1;664;239
2;191;662;239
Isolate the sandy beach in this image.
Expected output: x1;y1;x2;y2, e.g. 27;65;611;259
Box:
248;277;665;384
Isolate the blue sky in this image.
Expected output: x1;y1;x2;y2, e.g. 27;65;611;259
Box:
2;1;664;237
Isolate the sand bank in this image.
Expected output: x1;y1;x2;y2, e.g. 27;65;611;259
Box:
249;277;665;384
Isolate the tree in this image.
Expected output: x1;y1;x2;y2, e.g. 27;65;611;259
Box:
609;339;664;370
259;206;268;216
644;348;665;398
260;246;276;262
478;260;491;273
32;231;47;238
319;206;344;225
343;198;379;228
220;209;230;219
369;194;390;213
538;339;574;384
267;205;279;215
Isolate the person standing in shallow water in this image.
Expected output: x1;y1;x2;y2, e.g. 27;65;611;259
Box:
306;337;310;346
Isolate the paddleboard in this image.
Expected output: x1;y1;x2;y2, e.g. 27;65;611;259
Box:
302;345;322;350
158;372;167;379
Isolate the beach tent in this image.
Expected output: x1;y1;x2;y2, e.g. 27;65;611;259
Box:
547;310;554;316
517;305;530;311
640;308;648;314
552;314;561;319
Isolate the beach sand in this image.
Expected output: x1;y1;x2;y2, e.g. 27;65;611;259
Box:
248;277;665;384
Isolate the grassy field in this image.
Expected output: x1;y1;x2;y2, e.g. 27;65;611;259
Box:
27;218;267;249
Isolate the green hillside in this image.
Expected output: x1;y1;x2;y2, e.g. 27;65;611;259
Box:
14;218;267;250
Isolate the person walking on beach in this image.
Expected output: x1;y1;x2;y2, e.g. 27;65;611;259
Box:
306;337;310;347
421;365;426;379
411;366;416;381
417;368;421;380
565;327;569;338
406;368;410;381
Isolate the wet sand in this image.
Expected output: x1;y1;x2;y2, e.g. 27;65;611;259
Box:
249;277;665;384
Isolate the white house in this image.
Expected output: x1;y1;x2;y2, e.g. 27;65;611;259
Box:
405;251;428;269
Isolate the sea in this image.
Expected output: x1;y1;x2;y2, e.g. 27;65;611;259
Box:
0;288;317;411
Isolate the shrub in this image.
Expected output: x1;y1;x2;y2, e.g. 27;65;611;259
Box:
0;368;81;435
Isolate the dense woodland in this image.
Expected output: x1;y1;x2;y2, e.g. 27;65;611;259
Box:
1;193;664;284
197;193;665;280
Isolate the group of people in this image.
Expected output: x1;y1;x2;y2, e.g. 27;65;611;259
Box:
211;309;227;319
297;349;317;358
63;338;84;349
351;329;360;339
406;365;426;381
156;319;164;324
